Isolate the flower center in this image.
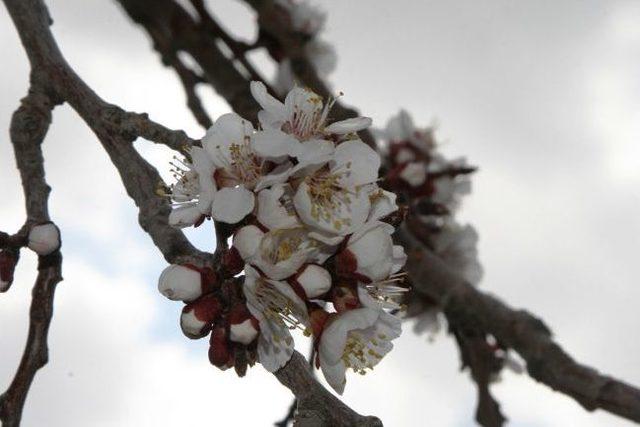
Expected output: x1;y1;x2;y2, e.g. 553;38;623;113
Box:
304;167;354;229
214;137;262;188
168;156;200;203
285;91;337;140
341;331;388;375
255;280;311;337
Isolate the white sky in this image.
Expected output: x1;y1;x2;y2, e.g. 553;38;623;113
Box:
1;1;639;426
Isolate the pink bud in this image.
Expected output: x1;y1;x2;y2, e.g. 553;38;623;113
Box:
180;294;222;339
293;264;332;298
158;264;202;302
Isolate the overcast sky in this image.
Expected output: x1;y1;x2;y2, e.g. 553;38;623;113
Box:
1;1;639;426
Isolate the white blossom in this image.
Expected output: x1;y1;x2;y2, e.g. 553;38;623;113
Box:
243;265;309;371
167;146;215;228
318;288;401;394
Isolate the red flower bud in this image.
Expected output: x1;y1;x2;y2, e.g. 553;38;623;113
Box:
0;251;17;293
209;326;232;369
180;294;222;339
222;247;244;276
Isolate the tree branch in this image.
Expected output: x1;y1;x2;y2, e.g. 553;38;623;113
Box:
0;86;62;427
398;224;640;423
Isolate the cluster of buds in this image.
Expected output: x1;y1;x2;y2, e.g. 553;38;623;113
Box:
158;263;260;375
271;0;336;95
377;111;483;333
159;82;407;394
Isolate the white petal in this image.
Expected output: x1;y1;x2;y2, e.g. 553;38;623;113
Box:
168;205;203;228
233;225;264;260
391;245;407;274
332;139;380;187
368;188;399;222
284;86;323;119
349;223;394;281
319;357;347;395
324;117;372;134
257;185;300;230
254;161;294;192
395;147;416;164
294;181;371;236
158;265;202;302
250;81;287;120
27;223;60;256
202;113;254;167
229;319;259;345
400;162;427;187
190;146;216;212
252;129;301;160
297;264;332;298
319;308;379;364
211;186;255;224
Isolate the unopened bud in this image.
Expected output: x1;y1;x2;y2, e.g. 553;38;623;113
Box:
0;251;17;293
28;222;60;256
222;247;244;276
228;303;259;345
209;326;232;369
293;264;332;299
180;294;222;339
158;264;202;302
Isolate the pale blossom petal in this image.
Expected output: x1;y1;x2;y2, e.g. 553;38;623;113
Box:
252;129;301;160
368;188;398;222
168;205;203;228
400;162;427;187
190;146;216;212
324;117;372;134
296;264;332;298
211;186;255;224
202;113;254;168
250;81;287;121
254;161;294;192
293;180;371;236
233;225;264;260
332;139;380;187
257;185;300;230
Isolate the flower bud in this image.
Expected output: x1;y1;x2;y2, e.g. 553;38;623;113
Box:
209;326;232;369
180;294;222;339
28;222;60;256
308;305;330;337
222;247;244;276
158;264;203;302
0;251;17;293
232;225;264;261
292;264;331;298
228;303;259;345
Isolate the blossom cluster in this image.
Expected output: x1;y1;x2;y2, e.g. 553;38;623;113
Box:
272;0;336;94
377;110;483;334
158;82;407;394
